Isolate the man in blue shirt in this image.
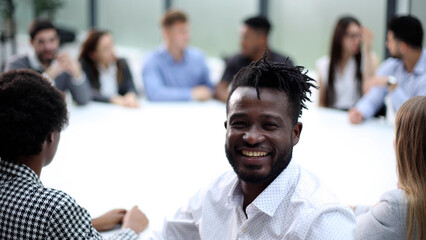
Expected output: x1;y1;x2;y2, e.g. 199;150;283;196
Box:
349;15;426;124
142;10;214;101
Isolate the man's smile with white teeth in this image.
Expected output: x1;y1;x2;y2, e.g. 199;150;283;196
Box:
241;150;269;157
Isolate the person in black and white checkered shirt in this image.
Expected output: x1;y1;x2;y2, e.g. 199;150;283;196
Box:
0;69;149;239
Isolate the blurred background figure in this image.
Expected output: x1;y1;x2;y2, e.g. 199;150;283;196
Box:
349;15;426;124
316;16;378;110
215;16;294;103
353;96;426;239
4;19;92;105
79;30;139;108
142;9;214;101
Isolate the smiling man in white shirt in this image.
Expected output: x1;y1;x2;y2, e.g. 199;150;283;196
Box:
151;56;356;239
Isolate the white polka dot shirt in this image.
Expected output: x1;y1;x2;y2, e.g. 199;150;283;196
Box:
152;161;356;239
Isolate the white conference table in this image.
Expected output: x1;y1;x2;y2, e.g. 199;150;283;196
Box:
41;99;396;238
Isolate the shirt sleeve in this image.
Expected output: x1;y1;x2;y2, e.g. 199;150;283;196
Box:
354;59;399;119
388;75;426;111
304;205;356;240
4;58;29;71
199;56;214;91
355;86;388;119
47;194;138;240
149;190;204;240
142;58;192;101
355;190;405;240
55;72;92;105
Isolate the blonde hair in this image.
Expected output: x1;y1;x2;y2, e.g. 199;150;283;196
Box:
395;96;426;240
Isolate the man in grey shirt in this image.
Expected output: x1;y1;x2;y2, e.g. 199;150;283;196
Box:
5;19;91;105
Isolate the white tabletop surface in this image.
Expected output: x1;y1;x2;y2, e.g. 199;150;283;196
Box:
41;99;397;238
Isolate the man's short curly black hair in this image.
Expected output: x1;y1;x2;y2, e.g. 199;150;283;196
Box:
0;69;68;162
388;15;423;49
226;53;317;125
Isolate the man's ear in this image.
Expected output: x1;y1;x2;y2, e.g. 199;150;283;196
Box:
400;42;409;54
292;122;303;146
224;121;227;129
46;132;55;143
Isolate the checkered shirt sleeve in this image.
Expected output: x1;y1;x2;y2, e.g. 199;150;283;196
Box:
0;160;137;240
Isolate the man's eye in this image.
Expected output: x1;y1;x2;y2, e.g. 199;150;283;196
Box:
264;123;279;129
231;121;246;127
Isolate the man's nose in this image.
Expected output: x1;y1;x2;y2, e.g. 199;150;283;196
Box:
243;126;265;146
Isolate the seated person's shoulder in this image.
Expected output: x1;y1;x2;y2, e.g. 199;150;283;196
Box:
381;57;402;68
187;47;208;60
5;54;31;70
197;170;238;201
226;53;247;64
270;51;294;66
293;167;344;209
377;189;406;217
36;187;80;211
143;49;164;68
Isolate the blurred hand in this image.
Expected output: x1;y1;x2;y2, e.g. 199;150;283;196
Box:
111;93;140;108
123;92;140;108
121;206;149;235
45;61;63;80
361;27;374;53
92;208;126;232
348;108;364;124
192;85;213;101
110;95;126;106
363;76;388;93
57;52;82;79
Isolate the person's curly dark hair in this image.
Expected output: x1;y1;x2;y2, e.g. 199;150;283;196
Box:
227;51;318;125
0;69;68;162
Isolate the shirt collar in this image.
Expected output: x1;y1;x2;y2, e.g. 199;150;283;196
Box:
160;45;188;64
97;61;117;72
0;159;42;186
412;48;426;75
227;161;299;217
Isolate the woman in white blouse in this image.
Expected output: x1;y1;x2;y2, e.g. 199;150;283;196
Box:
354;96;426;239
79;30;139;108
316;16;378;110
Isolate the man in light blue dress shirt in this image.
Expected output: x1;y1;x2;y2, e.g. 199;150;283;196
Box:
142;10;214;101
349;15;426;124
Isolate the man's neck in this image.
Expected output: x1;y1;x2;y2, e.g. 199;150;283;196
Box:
15;155;43;177
29;50;51;70
167;44;185;62
402;48;422;73
241;180;270;214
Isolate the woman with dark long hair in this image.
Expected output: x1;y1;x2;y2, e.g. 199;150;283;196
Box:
354;96;426;239
316;16;378;110
79;30;139;108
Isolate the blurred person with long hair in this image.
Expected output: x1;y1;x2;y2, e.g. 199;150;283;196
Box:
79;30;139;108
316;16;378;110
354;96;426;239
